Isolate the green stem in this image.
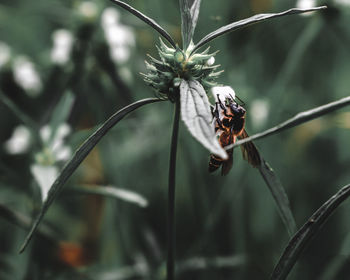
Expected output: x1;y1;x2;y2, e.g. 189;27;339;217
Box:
167;97;180;280
0;89;38;130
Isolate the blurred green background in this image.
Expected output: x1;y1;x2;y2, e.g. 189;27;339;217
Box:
1;0;350;279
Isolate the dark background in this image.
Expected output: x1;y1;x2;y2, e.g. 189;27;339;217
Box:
1;0;350;279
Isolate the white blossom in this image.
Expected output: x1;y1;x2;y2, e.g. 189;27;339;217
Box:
78;1;98;20
110;45;131;64
296;0;316;16
13;56;42;96
30;164;58;202
4;125;31;154
101;7;120;28
0;42;11;69
32;123;72;202
51;29;74;65
38;123;72;163
101;7;135;64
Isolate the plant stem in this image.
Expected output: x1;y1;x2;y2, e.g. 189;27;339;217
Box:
167;97;180;280
0;89;38;130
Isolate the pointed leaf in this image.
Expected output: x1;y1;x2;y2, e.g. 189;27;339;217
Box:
70;185;148;208
231;95;350;149
190;0;201;30
180;79;227;159
19;97;164;253
192;6;327;53
259;159;297;237
0;203;57;241
109;0;176;48
271;184;350;280
179;0;201;49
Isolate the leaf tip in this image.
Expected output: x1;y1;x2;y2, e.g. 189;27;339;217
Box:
19;238;29;254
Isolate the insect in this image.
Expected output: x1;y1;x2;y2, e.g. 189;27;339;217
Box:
208;94;261;176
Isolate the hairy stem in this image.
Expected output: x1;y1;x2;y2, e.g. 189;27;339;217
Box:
167;97;180;280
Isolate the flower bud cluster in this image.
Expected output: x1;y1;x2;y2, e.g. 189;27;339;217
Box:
142;39;223;101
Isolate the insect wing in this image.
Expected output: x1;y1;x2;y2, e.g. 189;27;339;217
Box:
239;130;261;167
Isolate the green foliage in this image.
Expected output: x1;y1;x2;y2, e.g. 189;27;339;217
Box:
1;0;350;280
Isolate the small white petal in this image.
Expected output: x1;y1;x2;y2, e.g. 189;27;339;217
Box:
50;124;71;157
110;46;130;64
40;125;51;143
30;164;58;202
52;29;73;47
13;56;42;96
51;138;64;154
4;125;31;154
55;146;72;161
51;29;74;65
211;86;236;101
105;25;134;47
55;123;71;140
101;7;120;28
78;1;98;19
296;0;316;16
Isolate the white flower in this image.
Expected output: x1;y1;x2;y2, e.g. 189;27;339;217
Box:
13;56;42;96
51;29;74;65
250;99;270;129
32;123;72;202
104;24;135;47
0;42;11;69
211;86;236;102
78;1;98;20
296;0;316;16
30;164;58;202
101;7;120;28
110;45;131;64
4;125;31;154
38;123;72;164
101;7;135;64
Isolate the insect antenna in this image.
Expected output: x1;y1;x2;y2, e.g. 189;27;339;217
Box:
234;94;245;106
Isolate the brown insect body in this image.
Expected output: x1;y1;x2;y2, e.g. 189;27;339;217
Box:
208;95;260;176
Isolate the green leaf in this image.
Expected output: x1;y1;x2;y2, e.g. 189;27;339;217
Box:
0;203;57;241
179;79;227;159
192;6;327;53
48;90;75;141
231;95;350;149
258;159;297;237
69;185;148;207
179;0;201;49
270;184;350;280
109;0;176;48
19;97;164;253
